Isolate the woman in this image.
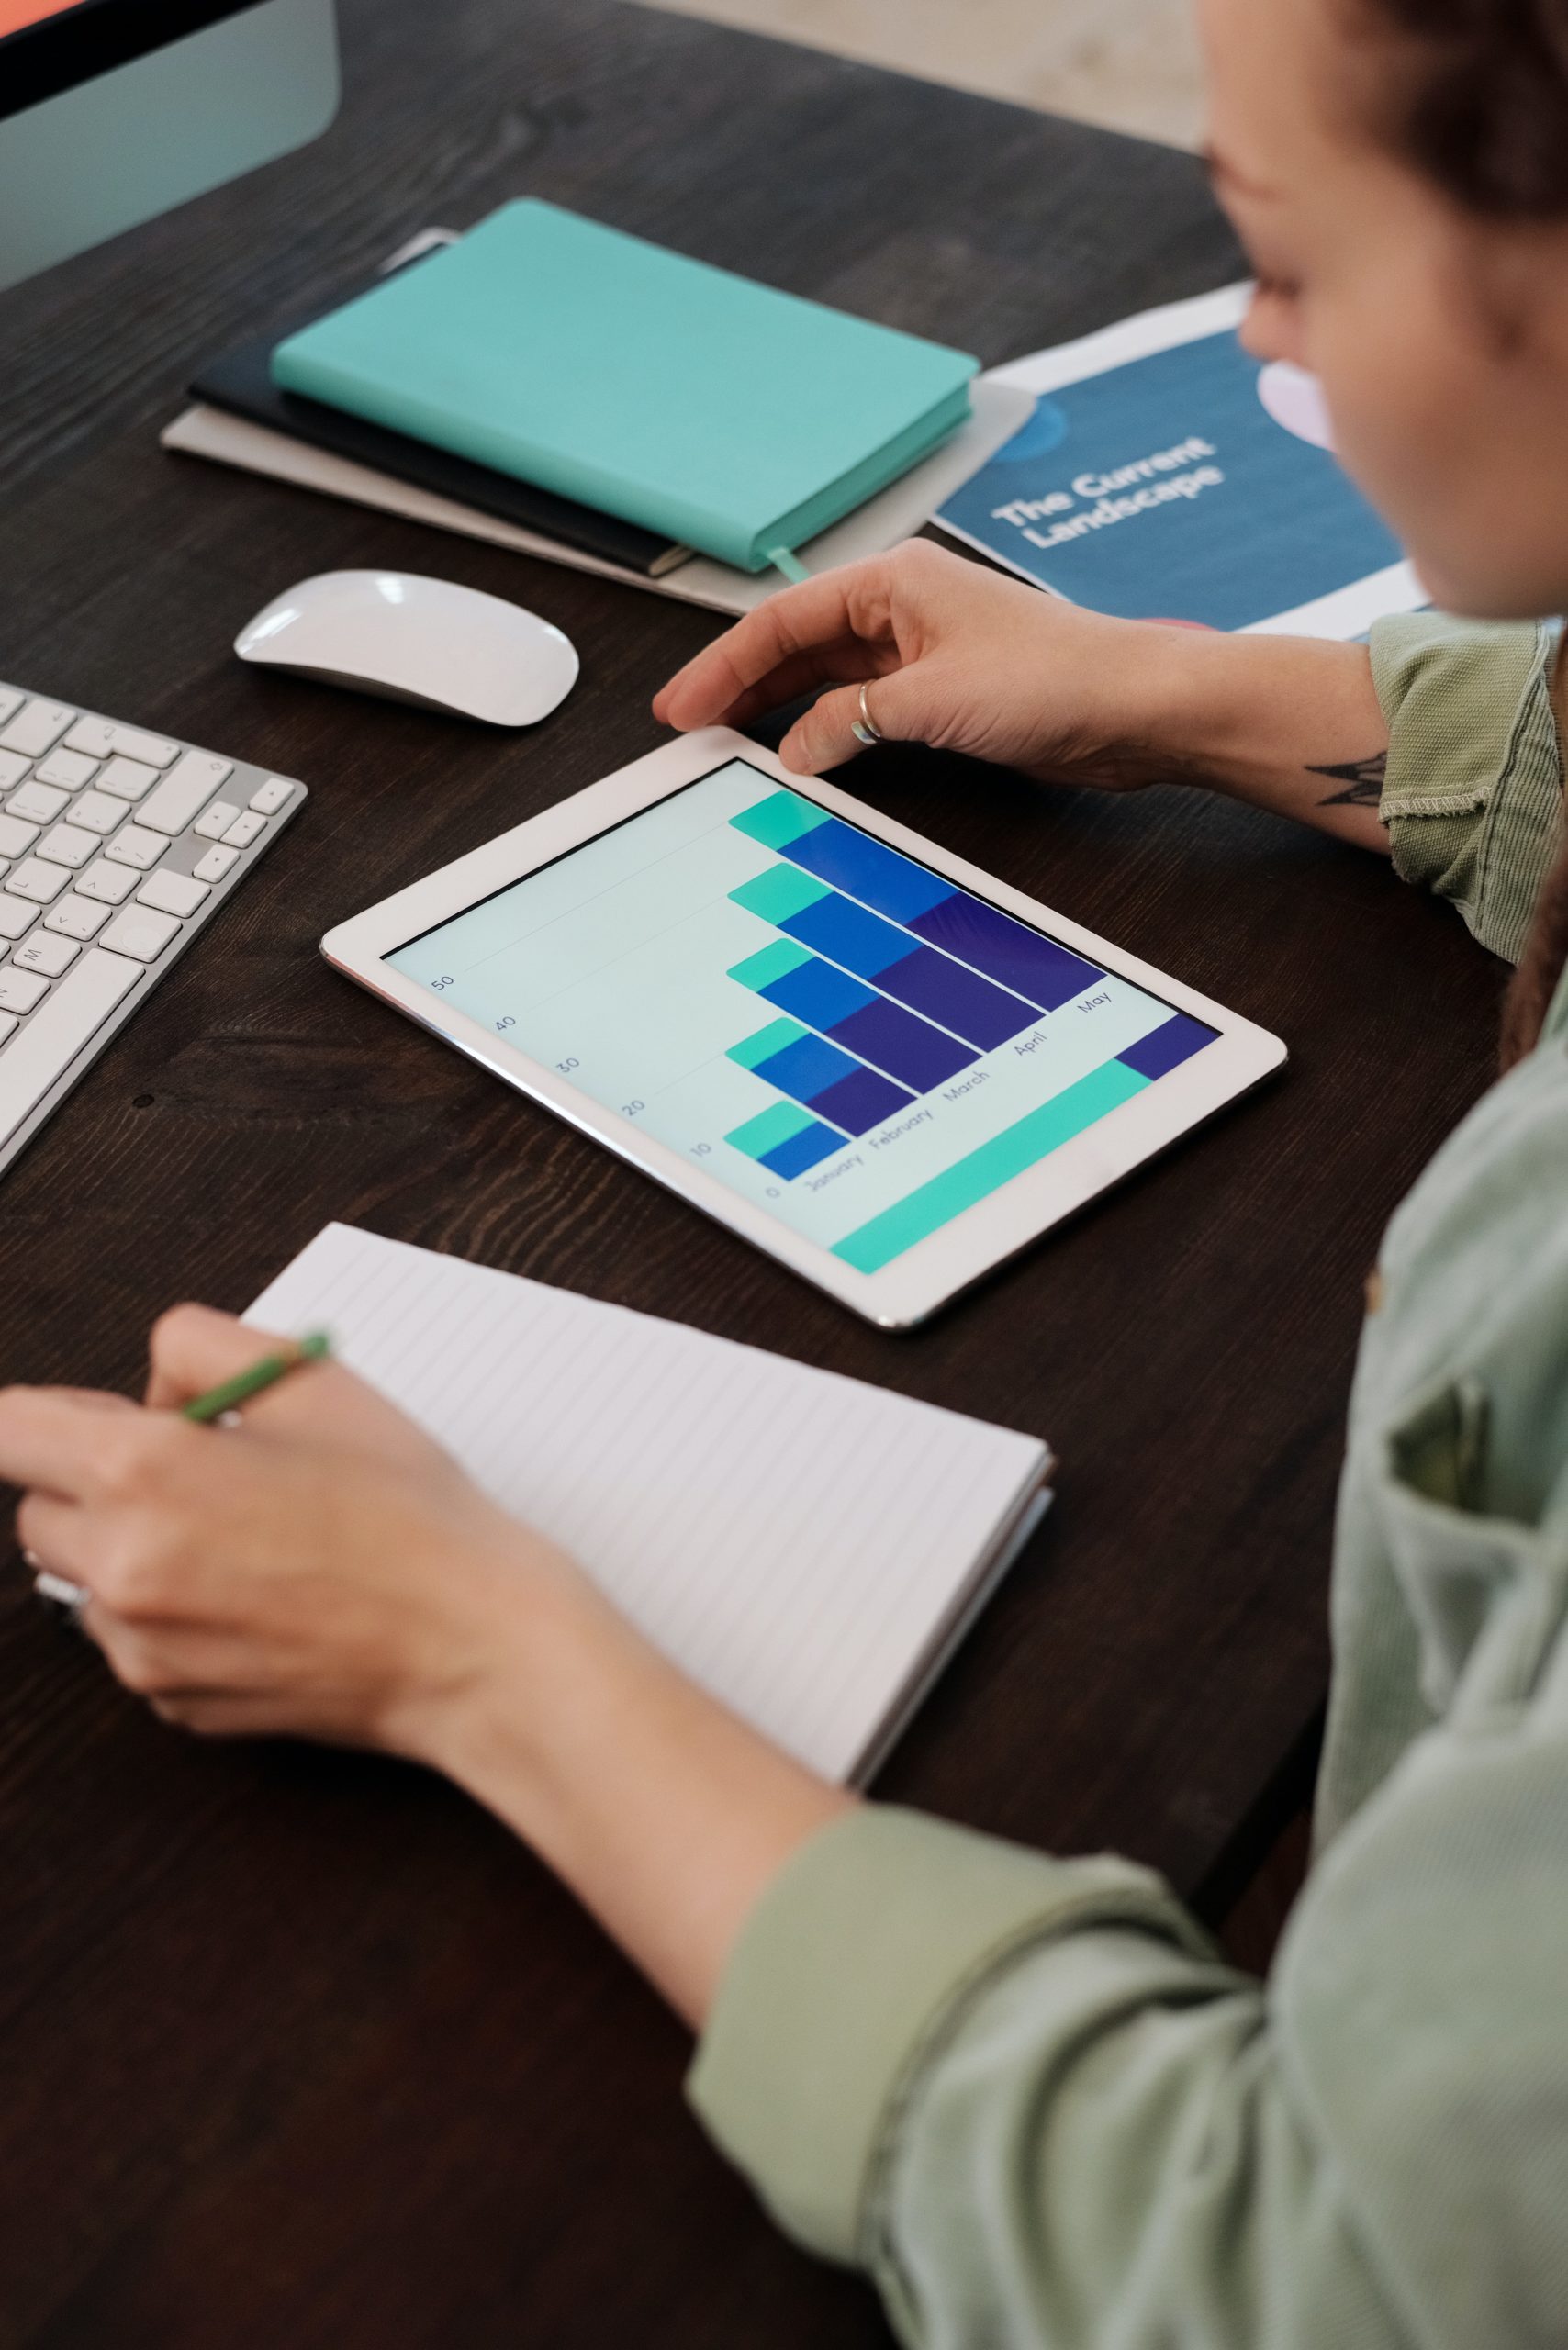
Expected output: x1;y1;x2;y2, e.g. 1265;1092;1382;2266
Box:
6;0;1567;2337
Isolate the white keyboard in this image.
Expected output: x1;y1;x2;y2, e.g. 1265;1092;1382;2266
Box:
0;685;304;1177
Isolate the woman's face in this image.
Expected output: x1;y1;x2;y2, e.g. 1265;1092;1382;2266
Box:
1200;0;1568;618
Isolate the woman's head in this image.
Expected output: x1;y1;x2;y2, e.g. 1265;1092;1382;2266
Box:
1200;0;1568;618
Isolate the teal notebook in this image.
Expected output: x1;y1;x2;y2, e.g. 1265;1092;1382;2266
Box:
271;202;979;575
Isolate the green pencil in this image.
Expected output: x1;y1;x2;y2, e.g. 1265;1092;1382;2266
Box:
182;1331;332;1425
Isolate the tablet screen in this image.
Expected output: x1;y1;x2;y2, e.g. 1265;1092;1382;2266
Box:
386;758;1216;1274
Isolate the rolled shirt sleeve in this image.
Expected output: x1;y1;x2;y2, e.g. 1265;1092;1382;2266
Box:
688;1806;1403;2347
1372;613;1562;964
688;1808;1207;2264
689;1717;1568;2350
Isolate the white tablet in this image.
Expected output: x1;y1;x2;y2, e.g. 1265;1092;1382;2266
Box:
322;728;1285;1327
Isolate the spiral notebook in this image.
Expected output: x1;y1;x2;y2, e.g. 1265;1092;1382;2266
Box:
248;1225;1053;1785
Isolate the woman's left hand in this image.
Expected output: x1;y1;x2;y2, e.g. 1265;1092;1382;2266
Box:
0;1304;577;1761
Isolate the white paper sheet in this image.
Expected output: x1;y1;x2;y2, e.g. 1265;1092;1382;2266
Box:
249;1225;1051;1782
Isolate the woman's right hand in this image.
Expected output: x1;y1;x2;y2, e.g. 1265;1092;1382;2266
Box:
0;1306;852;2027
654;539;1201;789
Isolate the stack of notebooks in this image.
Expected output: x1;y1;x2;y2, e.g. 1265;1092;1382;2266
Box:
252;1225;1055;1785
165;203;1035;620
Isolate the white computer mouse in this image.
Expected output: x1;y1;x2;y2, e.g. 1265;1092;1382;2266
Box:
234;570;579;726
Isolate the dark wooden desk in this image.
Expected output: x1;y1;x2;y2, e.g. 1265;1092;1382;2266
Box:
0;4;1504;2343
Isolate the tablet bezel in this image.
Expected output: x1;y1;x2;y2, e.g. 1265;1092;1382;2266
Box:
321;727;1286;1328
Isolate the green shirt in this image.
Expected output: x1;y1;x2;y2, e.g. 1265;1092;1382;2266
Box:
689;614;1568;2348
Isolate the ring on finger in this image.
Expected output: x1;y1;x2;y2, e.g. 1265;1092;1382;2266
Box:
33;1568;91;1615
850;680;887;749
19;1539;86;1613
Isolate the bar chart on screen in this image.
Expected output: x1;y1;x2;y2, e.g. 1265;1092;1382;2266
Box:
386;760;1216;1272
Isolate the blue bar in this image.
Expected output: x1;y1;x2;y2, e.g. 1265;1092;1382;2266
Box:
778;889;1039;1049
909;896;1102;1013
876;946;1039;1050
812;1065;913;1135
1117;1012;1215;1081
782;818;956;925
778;890;912;981
753;1030;863;1105
756;956;879;1033
826;997;976;1091
759;1121;846;1180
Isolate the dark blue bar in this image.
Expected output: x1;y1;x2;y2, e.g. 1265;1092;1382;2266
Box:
877;946;1039;1050
1117;1012;1215;1081
759;1122;846;1180
812;1065;913;1136
753;1030;861;1105
759;956;878;1033
783;819;955;925
827;997;976;1091
778;890;911;982
909;896;1102;1013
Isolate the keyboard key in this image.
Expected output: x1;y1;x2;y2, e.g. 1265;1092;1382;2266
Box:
97;755;159;803
76;858;138;905
193;844;240;883
0;895;37;939
33;749;96;791
61;717;177;767
222;811;266;849
0;1011;14;1045
14;931;79;976
0;946;142;1150
99;906;180;963
70;789;124;836
105;822;166;869
0;699;73;759
6;858;72;904
44;893;112;940
0;814;39;858
249;778;295;816
194;800;241;841
104;825;164;873
138;751;232;836
35;824;96;870
7;780;68;825
137;869;208;918
0;688;21;728
0;967;49;1015
0;751;29;792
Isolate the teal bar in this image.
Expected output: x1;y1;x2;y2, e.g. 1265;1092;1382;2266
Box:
726;1099;816;1160
728;937;813;992
728;1015;808;1070
730;790;833;853
729;864;832;926
833;1060;1149;1274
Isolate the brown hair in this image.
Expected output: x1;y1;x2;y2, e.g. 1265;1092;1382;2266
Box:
1357;0;1568;1064
1361;0;1568;218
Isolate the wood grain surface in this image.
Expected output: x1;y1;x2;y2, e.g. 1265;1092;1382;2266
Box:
0;3;1505;2343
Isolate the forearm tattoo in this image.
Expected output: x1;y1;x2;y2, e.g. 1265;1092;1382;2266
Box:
1308;751;1388;810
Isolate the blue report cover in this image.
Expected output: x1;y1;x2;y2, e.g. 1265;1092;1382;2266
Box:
936;297;1411;635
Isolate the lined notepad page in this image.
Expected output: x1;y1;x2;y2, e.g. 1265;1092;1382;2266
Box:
249;1225;1048;1782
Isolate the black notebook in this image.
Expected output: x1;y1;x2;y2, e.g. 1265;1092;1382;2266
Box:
192;272;691;581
